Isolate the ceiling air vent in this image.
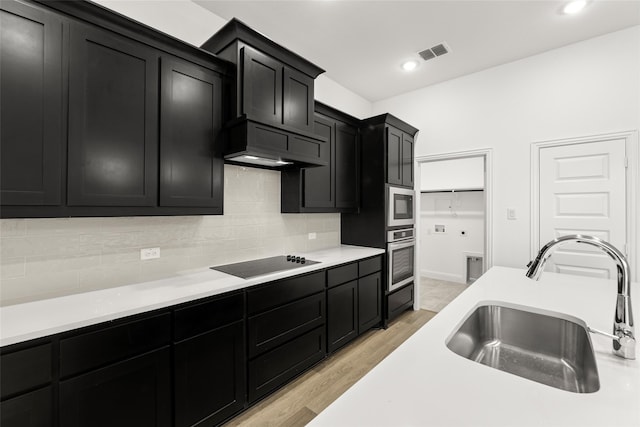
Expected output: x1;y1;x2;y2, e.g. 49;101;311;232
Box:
418;42;451;61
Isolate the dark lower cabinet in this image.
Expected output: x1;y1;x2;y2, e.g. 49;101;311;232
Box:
326;256;383;354
0;386;53;427
387;283;415;321
160;56;223;209
327;280;358;352
0;0;63;206
358;272;382;332
67;21;159;207
0;258;386;426
59;347;171;427
246;272;327;403
0;340;53;427
174;321;245;427
248;326;325;403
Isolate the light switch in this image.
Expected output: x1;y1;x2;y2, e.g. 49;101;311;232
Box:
507;208;517;220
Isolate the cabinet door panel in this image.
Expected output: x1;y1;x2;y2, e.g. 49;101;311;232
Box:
402;133;414;187
160;57;223;209
386;126;402;186
68;23;158;206
59;347;171;427
0;2;62;205
174;321;245;427
358;272;382;333
335;123;359;208
303;115;333;208
327;280;358;352
242;46;282;125
283;67;314;132
0;386;52;427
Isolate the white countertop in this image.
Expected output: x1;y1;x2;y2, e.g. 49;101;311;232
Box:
309;266;640;427
0;245;384;347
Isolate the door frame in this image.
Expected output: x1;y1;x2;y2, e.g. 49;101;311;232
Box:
414;148;494;309
530;130;639;280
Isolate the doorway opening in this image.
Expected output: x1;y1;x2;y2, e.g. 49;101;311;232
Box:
414;149;493;312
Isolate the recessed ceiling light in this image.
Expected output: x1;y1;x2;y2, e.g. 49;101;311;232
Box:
401;60;418;71
563;0;587;14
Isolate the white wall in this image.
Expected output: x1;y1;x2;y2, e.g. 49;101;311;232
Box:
420;191;484;283
374;26;640;271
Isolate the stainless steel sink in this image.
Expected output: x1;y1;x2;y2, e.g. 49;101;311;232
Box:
445;302;600;393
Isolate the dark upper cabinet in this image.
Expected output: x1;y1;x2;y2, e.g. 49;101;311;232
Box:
242;45;283;126
401;132;414;188
342;115;418;249
335;122;359;209
283;67;314;132
0;1;63;206
281;102;359;213
386;125;414;188
67;22;159;207
201;19;325;167
303;115;334;208
160;56;224;210
1;0;230;217
386;126;403;186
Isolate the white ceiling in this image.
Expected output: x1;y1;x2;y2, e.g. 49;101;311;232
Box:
194;0;640;102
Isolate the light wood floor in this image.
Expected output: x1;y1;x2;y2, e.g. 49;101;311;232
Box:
224;309;437;427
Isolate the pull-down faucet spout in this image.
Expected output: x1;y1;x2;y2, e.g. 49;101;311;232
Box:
526;234;635;360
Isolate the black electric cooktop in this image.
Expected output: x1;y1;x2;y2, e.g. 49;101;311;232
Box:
210;255;319;279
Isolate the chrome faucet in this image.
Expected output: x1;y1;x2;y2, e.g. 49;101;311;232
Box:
526;234;635;360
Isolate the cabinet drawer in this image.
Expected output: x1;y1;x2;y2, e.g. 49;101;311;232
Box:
1;343;52;399
247;271;324;315
248;292;324;358
327;262;357;288
359;256;382;277
60;312;171;378
174;292;244;342
248;326;325;403
387;283;414;320
0;386;52;427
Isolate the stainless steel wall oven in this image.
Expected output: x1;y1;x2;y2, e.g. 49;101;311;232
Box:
387;228;415;292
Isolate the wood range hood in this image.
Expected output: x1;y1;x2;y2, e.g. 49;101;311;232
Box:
201;18;328;169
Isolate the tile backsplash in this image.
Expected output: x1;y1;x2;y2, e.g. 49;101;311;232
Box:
0;165;340;306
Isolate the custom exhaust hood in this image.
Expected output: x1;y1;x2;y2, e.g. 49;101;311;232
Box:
202;19;327;169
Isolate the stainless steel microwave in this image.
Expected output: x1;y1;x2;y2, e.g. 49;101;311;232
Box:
387;186;415;228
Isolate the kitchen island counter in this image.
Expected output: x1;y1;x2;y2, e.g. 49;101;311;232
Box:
310;266;640;427
0;245;383;347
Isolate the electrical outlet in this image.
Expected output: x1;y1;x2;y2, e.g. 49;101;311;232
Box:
308;232;317;240
140;247;160;260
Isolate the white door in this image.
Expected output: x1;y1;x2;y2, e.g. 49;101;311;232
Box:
539;138;627;279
